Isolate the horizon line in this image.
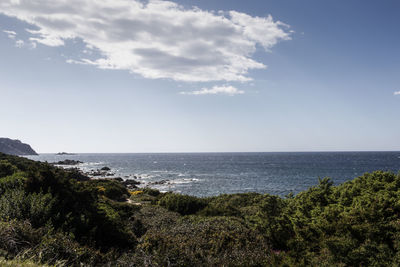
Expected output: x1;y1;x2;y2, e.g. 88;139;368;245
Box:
33;150;400;154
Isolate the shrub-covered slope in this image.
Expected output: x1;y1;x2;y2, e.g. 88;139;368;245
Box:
0;152;399;266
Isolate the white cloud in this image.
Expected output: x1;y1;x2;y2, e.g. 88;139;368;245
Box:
394;91;400;95
3;30;17;39
27;29;65;47
0;0;291;82
180;85;244;96
29;41;37;49
2;30;27;47
15;39;24;47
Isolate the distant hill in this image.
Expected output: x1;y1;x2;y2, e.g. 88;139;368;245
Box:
0;137;38;155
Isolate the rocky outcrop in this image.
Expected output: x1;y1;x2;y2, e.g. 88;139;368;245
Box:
122;179;140;189
52;159;83;165
87;168;115;177
0;138;38;155
56;152;76;155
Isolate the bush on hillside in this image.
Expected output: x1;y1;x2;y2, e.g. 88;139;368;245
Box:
157;193;207;215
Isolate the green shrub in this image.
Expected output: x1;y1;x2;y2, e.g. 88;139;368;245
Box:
143;187;160;197
0;172;25;194
35;231;100;266
158;193;207;215
0;153;136;251
88;179;129;201
0;220;43;257
0;160;18;178
0;189;54;227
138;216;271;266
198;193;262;217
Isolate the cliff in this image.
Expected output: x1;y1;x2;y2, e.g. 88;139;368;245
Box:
0;137;38;155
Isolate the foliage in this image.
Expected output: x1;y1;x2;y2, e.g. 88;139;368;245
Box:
142;187;160;197
138;216;271;266
88;179;129;201
0;257;51;267
0;153;136;253
157;192;207;215
0;160;18;177
1;152;400;266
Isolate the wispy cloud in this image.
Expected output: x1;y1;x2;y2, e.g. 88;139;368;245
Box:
3;29;27;48
180;85;244;96
0;0;291;82
3;30;16;39
394;91;400;95
15;39;24;48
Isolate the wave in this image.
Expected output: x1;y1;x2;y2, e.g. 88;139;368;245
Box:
79;162;106;167
172;178;200;184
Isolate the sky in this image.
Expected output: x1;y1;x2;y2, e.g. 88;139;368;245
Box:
0;0;399;153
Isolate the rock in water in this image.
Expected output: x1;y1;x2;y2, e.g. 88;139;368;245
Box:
56;152;76;155
52;159;83;165
0;137;38;155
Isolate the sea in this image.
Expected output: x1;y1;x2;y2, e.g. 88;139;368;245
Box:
25;152;400;197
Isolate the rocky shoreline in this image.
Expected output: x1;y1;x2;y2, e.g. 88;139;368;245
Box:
52;159;195;191
53;159;143;189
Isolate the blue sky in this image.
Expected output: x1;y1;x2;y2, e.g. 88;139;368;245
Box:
0;0;399;153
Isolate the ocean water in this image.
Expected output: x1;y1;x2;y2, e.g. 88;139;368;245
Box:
26;152;400;197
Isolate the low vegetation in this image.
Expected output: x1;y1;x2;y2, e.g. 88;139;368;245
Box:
0;152;399;266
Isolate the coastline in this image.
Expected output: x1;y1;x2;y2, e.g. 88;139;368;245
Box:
2;152;400;266
25;151;400;197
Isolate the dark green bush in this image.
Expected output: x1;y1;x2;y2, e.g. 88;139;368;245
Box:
0;160;18;177
198;193;262;217
138;216;271;266
0;172;25;194
0;189;54;227
35;231;101;266
158;193;207;215
143;187;160;197
0;153;136;251
87;179;129;201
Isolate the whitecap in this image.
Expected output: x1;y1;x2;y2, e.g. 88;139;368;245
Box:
79;161;105;167
151;170;170;173
168;178;200;184
137;174;155;179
